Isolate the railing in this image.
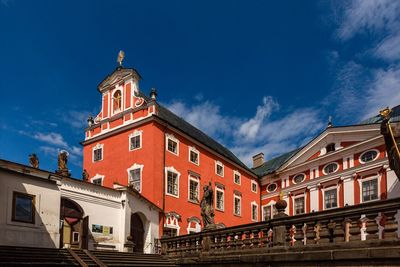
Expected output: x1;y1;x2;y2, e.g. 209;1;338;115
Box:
161;197;400;259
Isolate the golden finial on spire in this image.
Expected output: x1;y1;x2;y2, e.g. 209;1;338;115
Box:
379;107;392;120
117;50;125;66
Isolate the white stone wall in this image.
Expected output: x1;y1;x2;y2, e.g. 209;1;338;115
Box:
0;169;61;248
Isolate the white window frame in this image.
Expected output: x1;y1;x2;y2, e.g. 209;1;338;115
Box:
262;200;277;221
188;175;200;203
292;173;306;184
233;194;241;216
91;174;104;185
188;146;200;165
359;149;379;164
129;130;142;151
251;180;258;193
166;134;179;156
92;143;104;162
266;182;278;193
358;175;380;203
215;161;224;177
322;162;339;175
293;194;306;215
215;187;224;211
322;186;339;210
165;166;180;198
251;201;259;222
127;163;144;193
164;214;181;236
186;219;201;234
233;170;241;185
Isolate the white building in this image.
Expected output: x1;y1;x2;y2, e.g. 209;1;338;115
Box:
0;159;161;253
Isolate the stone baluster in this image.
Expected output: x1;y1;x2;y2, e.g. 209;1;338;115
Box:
348;215;361;242
242;230;252;249
235;231;243;249
195;236;201;252
382;210;399;240
318;220;331;244
294;223;304;247
220;233;228;250
211;234;219;251
251;228;261;247
332;218;345;243
365;212;379;240
227;233;235;249
260;228;270;247
305;221;316;245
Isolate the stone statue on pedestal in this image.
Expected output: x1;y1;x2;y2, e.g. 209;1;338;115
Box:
56;150;70;177
82;169;89;182
200;182;216;231
29;153;39;168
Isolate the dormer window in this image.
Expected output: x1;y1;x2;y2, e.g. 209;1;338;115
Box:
112;90;122;113
326;143;335;153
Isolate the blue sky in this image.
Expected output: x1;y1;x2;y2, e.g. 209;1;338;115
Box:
1;0;399;178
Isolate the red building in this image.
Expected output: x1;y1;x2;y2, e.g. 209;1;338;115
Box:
253;119;400;223
82;66;260;237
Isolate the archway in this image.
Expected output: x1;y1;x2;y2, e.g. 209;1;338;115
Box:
60;197;88;249
130;213;144;253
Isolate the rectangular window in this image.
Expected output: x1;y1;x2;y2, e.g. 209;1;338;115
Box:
234;195;241;216
163;227;177;237
167;171;179;196
167;138;178;154
92;178;103;185
294;196;305;215
129;169;141;192
252;203;258;221
362;178;378;202
263;206;271;221
216;161;224;177
189;148;199;165
324;188;338;209
251;180;258;193
188;176;199;202
93;148;102;162
129;134;141;150
12;192;35;224
234;172;241;184
216;189;224;211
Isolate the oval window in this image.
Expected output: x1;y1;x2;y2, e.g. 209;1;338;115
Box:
293;174;305;184
360;150;378;163
323;162;338;175
267;183;277;192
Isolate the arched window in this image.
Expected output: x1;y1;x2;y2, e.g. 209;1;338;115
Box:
113;90;122;113
326;143;336;153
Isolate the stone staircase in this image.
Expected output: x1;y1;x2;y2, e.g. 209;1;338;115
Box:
0;245;176;266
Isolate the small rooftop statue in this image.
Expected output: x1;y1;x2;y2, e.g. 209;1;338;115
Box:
117;50;125;67
56;150;70;177
82;169;89;182
29;153;39;168
200;182;216;231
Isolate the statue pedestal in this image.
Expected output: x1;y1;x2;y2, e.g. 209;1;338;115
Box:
56;169;71;177
202;224;217;232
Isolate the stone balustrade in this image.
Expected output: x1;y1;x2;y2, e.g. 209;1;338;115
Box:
161;197;400;264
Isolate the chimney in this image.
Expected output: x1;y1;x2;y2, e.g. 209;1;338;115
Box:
252;152;264;168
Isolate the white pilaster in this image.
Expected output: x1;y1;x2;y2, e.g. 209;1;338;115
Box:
308;184;319;212
341;175;354;206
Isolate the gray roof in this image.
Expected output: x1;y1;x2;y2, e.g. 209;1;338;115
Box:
155;105;254;174
252;148;302;176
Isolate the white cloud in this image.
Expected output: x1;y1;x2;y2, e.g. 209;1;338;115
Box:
328;0;400;121
61;110;92;129
34;132;68;147
165;97;324;165
236;97;279;142
336;0;400;41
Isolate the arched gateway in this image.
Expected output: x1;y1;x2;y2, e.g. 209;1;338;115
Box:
60;197;89;249
130;213;145;252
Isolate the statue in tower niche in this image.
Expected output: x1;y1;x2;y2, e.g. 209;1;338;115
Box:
29;153;39;168
56;150;70;177
200;182;216;231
